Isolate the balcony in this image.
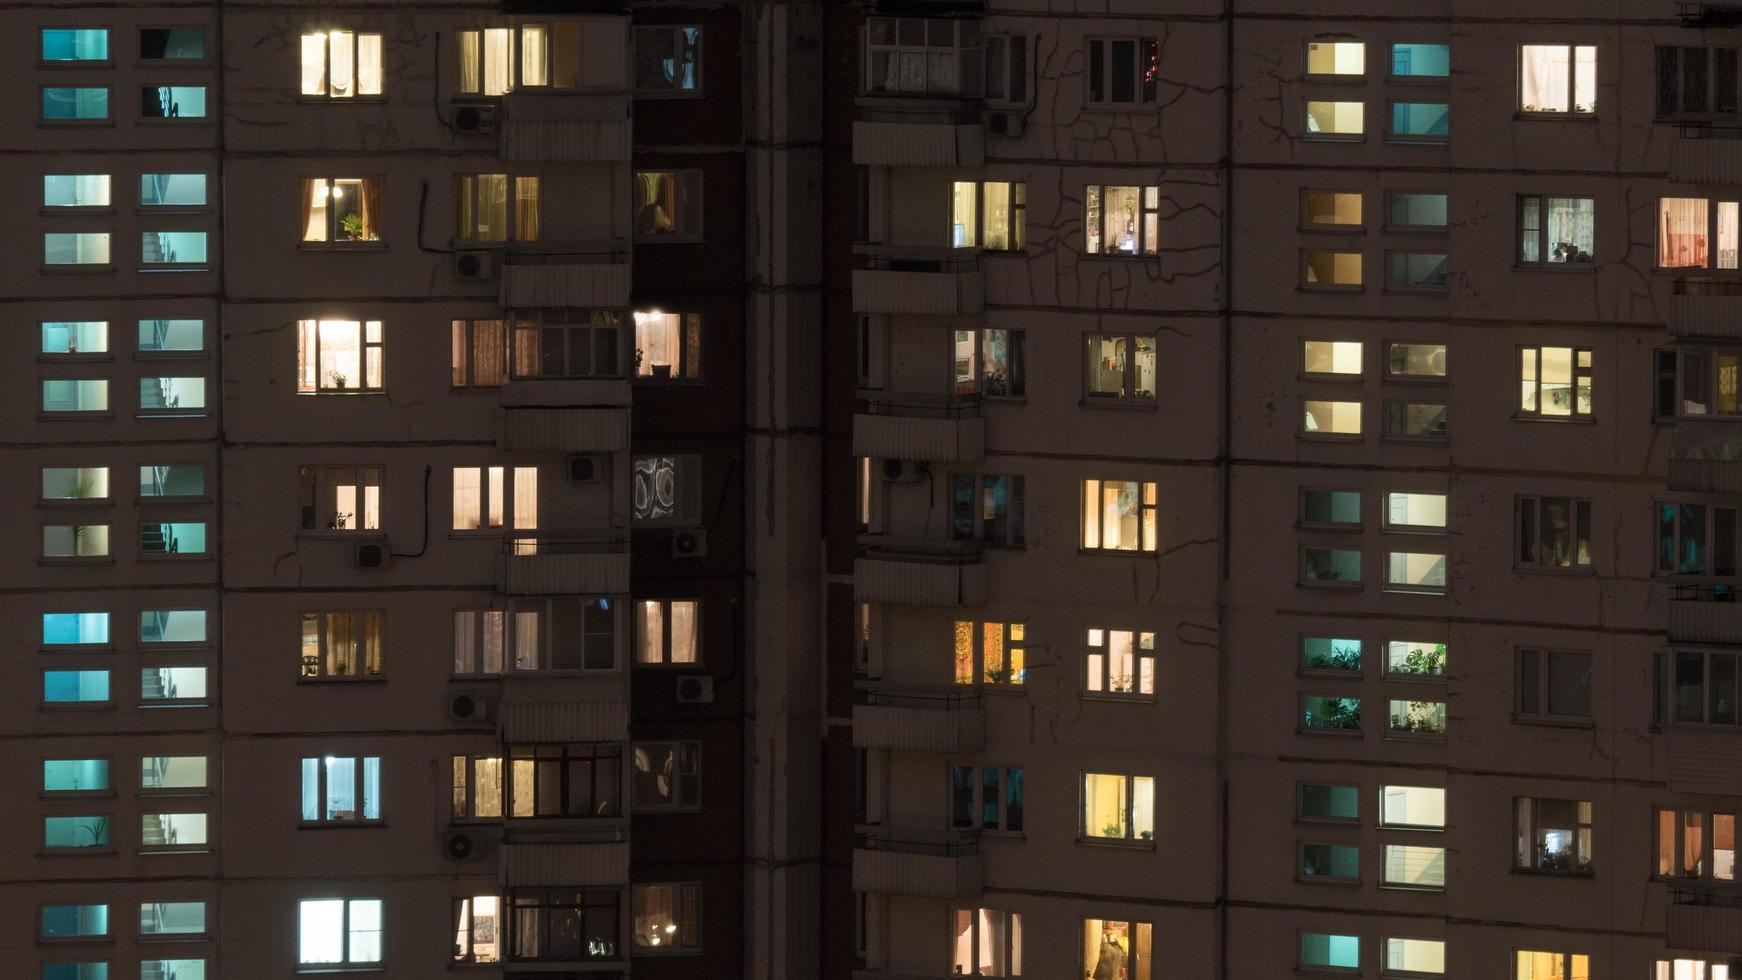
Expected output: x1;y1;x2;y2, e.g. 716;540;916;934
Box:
499;242;630;309
852;246;982;316
499;673;628;743
852;826;981;899
1669;279;1742;340
500;406;629;453
853;685;983;753
498;531;629;595
855;535;984;607
501;823;629;886
500;92;630;162
853;393;983;462
853;102;984;168
1667;887;1742;954
1681;2;1742;27
1670;420;1742;493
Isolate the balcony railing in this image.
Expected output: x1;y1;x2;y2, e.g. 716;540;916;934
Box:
1670;278;1742;339
498;530;629;594
1681;2;1742;26
855;535;985;607
1670;419;1742;493
853;391;984;462
1668;884;1742;954
853;683;984;752
852;246;983;316
500;240;631;309
501;822;630;886
852;825;982;899
500;91;630;162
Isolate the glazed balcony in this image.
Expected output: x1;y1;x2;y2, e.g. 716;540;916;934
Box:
498;530;629;595
499;673;628;743
853;392;983;462
852;246;982;316
1669;584;1742;645
855;534;984;607
1667;886;1742;954
852;14;985;167
1670;420;1742;492
499;241;630;309
851;826;981;900
1669;279;1742;340
852;684;983;753
500;91;630;162
1664;724;1742;795
500;822;630;886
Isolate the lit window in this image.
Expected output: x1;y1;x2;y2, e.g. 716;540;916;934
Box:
1302;400;1361;438
41;29;109;61
298;611;383;679
296;319;384;392
140;666;207;703
298;465;382;532
139;902;207;936
139;29;203;60
1516;648;1591;721
635;599;700;665
513;310;622;378
1383;401;1445;441
1303;250;1363;288
1387;192;1448;231
1384;552;1445;594
41;904;109;939
456;29;512;95
140;86;206;119
138;377;206;414
1516;798;1593;873
1654;960;1728;980
1391;43;1450;79
633;171;702;240
42;612;110;646
455;174;539;242
141;756;207;791
1384;938;1445;976
953;620;1025;686
44;233;111;266
140;173;206;207
1298;783;1357;822
632;455;700;525
1659;197;1739;269
1300;932;1359;971
301;178;382;243
41;467;111;503
1080;479;1157;552
1304;100;1363;138
950;474;1024;547
1385;641;1447;677
456;26;577;94
634;26;701;92
43;525;110;559
1656;46;1739;118
506;888;618;961
863;18;981;97
631;883;701;953
954;328;1025;396
1084;333;1156;399
508;744;621;818
40;321;108;356
139;813;206;851
633;311;702;380
1084;919;1151;979
950;764;1022;832
1516;496;1591;569
1300;842;1359;882
298;898;382;967
45;815;110;848
300;756;382;823
1516;951;1590;980
1386;251;1447;289
42;87;110;121
1519;196;1595;266
1301;695;1361;733
1386;342;1445;379
140;465;205;498
140;233;207;268
1080;772;1153;842
1085;628;1155;696
138;521;208;557
1303;340;1362;377
1300;636;1361;673
1656;808;1739;883
1520;44;1597;114
450;756;504;820
1302;547;1360;586
451;319;507;387
43;759;109;793
1518;347;1592;418
42;963;110;980
950;180;1026;251
451;465;537;531
949;907;1019;976
1389;101;1449;140
300;31;384;98
453;599;615;673
1383;492;1446;532
139;961;202;980
1084;185;1159;256
137;319;204;353
1379;786;1445;829
43;175;111;208
1306;40;1363;77
1086;37;1160;104
141;609;205;645
1303;192;1362;229
452;896;501;963
632;741;701;811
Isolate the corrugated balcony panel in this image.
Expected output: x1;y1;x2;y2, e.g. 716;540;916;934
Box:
852;412;983;462
499;675;628;742
852;701;983;753
501;119;631;162
1665;727;1742;794
497;534;629;595
500;259;630;308
851;833;981;899
851;120;984;167
1673;137;1742;184
1670;291;1742;340
851;267;983;316
1669;596;1742;645
1669;420;1742;492
854;557;984;607
500;839;630;887
1667;901;1742;954
500;406;629;452
501;377;632;408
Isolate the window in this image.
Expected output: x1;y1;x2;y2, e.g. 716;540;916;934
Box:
298;899;382;967
1384;938;1445;976
45;816;110;849
139;29;203;60
296;319;383;393
1659;504;1742;576
1516;496;1591;570
631;883;700;953
41;321;108;356
1380;786;1445;829
1655;961;1729;980
1517;951;1590;980
1084;919;1151;980
139;901;207;937
1385;641;1446;677
506;889;618;961
1306;40;1364;78
140;666;207;702
136;378;205;418
300;756;381;823
1520;45;1596;114
1389;102;1449;140
452;465;537;531
1303;250;1363;288
140;465;204;498
455;174;539;242
140;86;206;119
1386;342;1445;379
1656;46;1739;118
1664;650;1742;726
1084;333;1156;400
456;26;578;95
633;311;702;380
1301;842;1359;882
44;175;111;208
1663;348;1742;419
42;612;110;647
1519;196;1594;266
950;180;1026;251
42;87;110;121
44;759;109;793
1383;492;1446;532
1303;340;1362;378
43;524;110;559
452;896;500;963
140;756;207;791
138;521;206;557
141;609;208;644
138;812;206;850
1080;479;1157;552
1081;772;1153;842
632;741;700;810
301;178;382;243
1084;185;1159;256
140;173;206;207
138;319;203;353
633;171;701;240
1385;552;1445;594
1387;192;1448;231
42;965;109;980
1299;783;1358;822
634;600;699;666
1304;100;1364;138
42;904;109;939
1085;628;1155;696
508;744;621;818
44;233;111;266
1385;251;1447;288
454;599;616;673
141;232;206;266
451;756;504;820
949;908;1019;976
1302;636;1361;673
451;319;507;387
951;764;1023;832
1302;490;1361;529
863;17;981;96
513;309;623;379
300;31;384;98
984;34;1028;104
634;26;701;93
1659;197;1740;269
1518;347;1592;418
1301;695;1362;733
1300;932;1359;971
138;961;202;980
298;611;383;678
1087;37;1159;104
298;466;381;532
1302;547;1360;585
1515;797;1593;873
42;28;109;61
954;328;1025;397
1657;808;1738;882
631;455;699;525
1302;192;1363;230
41;468;111;503
953;620;1024;686
1391;43;1450;79
950;474;1024;547
1383;401;1445;441
1303;400;1362;437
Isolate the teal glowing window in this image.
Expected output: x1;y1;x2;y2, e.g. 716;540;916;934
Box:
1390;102;1449;139
44;670;110;704
1300;932;1360;970
141;85;206;119
1391;43;1449;78
44;816;110;848
41;29;109;61
42;87;109;120
43;760;110;793
42;613;110;645
42;904;109;938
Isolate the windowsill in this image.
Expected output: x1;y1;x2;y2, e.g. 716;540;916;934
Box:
1299;433;1363;443
139;934;212;943
139;701;212;709
1077;548;1159;557
630;662;707;670
1295;816;1359;827
1079;398;1158;411
1380;586;1446;597
39;557;117;566
38;121;117;129
1383;225;1450;236
40;791;118;801
1297;667;1362;680
1380;732;1447;743
1378;436;1448;447
37;353;114;363
298;821;388;830
632;89;706;100
296;676;387;685
1376;883;1446;893
295;96;389;105
139;847;212;856
1514;111;1598;122
295;389;387;396
1380;525;1448;536
1079;693;1157;704
1376;824;1445;834
1382;138;1449;147
40;265;117;274
38;413;116;422
137;119;214;127
38;500;114;510
135;350;210;362
137;206;215;216
1510;867;1595;879
1303;75;1364;85
139;789;213;799
1512;563;1596;576
1298;225;1365;235
298;242;388;252
1079;253;1158;262
1381;672;1446;684
40;702;116;711
138;266;213;274
1512;413;1596;424
1297;284;1364;294
37;60;116;69
43;847;118;857
1083;102;1161;113
1296;877;1361;887
1383;375;1448;385
634;235;705;245
40;206;118;217
1298;373;1363;384
1298;580;1362;591
1380;285;1449;295
1297;727;1363;738
138;554;212;562
1298;135;1366;144
297;530;387;540
136;412;210;420
1515;263;1597;273
38;936;115;945
295;967;386;975
1297;521;1361;533
1387;75;1450;85
632;377;707;386
1513;714;1594;729
1074;836;1155;850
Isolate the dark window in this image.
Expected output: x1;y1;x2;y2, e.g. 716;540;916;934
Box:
507;888;619;961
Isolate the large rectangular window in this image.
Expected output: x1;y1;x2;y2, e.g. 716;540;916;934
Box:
506;888;618;962
43;759;110;793
141;756;207;791
1084;185;1159;256
1665;650;1741;727
863;18;979;97
508;744;621;818
42;87;110;121
1515;797;1593;874
1382;844;1446;890
954;328;1025;397
949;907;1019;976
1086;38;1160;104
633;311;702;381
140;174;206;207
1656;808;1738;883
302;178;382;243
1304;100;1364;138
1085;920;1151;980
1300;932;1359;971
452;465;538;531
513;310;622;379
297;319;384;392
45;816;110;849
41;321;108;356
1301;695;1361;733
631;883;701;953
1084;333;1156;400
41;904;109;939
452;598;616;673
950;473;1024;548
298;899;382;967
44;175;111;208
140;85;207;119
1518;347;1592;418
1084;628;1155;697
1520;44;1597;114
1080;479;1157;552
1659;197;1739;269
953;620;1025;686
300;31;384;98
44;233;111;266
42;611;110;646
300;756;382;823
1517;648;1592;721
456;174;539;242
298;465;381;532
451;319;507;387
299;611;383;679
1657;46;1740;118
1081;772;1153;842
42;524;110;559
633;171;701;240
140;465;205;498
631;455;698;525
1516;496;1591;569
41;28;110;61
1519;196;1595;266
41;468;111;504
632;741;700;811
140;815;207;849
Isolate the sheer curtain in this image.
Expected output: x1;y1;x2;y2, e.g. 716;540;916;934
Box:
1521;46;1569;111
302;179;328;241
1661;197;1709;268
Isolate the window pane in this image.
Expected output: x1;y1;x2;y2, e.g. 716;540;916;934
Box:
1392;43;1450;78
1305;100;1364;136
44;174;111;207
1307;41;1364;76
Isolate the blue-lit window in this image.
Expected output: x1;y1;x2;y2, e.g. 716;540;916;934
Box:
43;759;110;793
41;380;110;414
140;85;206;119
141;667;208;702
44;816;110;848
139;379;207;415
42;904;109;938
41;29;109;62
42;87;109;121
300;756;382;822
42;613;110;646
140;466;207;499
633;26;701;93
1391;42;1449;79
44;670;111;703
139;521;208;555
43;175;111;208
141;232;207;266
138;319;205;352
1300;932;1360;970
41;321;109;355
1389;101;1449;140
44;233;111;265
141;609;207;642
140;173;206;207
42;963;109;980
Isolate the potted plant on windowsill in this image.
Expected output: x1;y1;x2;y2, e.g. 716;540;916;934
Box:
340;213;378;242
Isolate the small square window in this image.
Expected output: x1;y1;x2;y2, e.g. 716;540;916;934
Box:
1298;783;1358;822
634;171;702;240
1086;38;1160;105
1300;842;1360;882
631;883;702;952
1516;648;1592;721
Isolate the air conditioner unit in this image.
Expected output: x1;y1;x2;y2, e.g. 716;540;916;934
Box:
567;454;603;483
881;459;928;484
984;109;1025;138
443;830;486;861
671;528;708;558
354;541;391;570
446;691;493;725
453;250;495;281
674;675;714;704
450;104;498;134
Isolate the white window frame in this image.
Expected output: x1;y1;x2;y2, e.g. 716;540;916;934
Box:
1085;37;1160;106
298;898;383;967
298;464;382;532
299;610;384;679
300;30;384;99
1083;628;1156;698
299;755;381;824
